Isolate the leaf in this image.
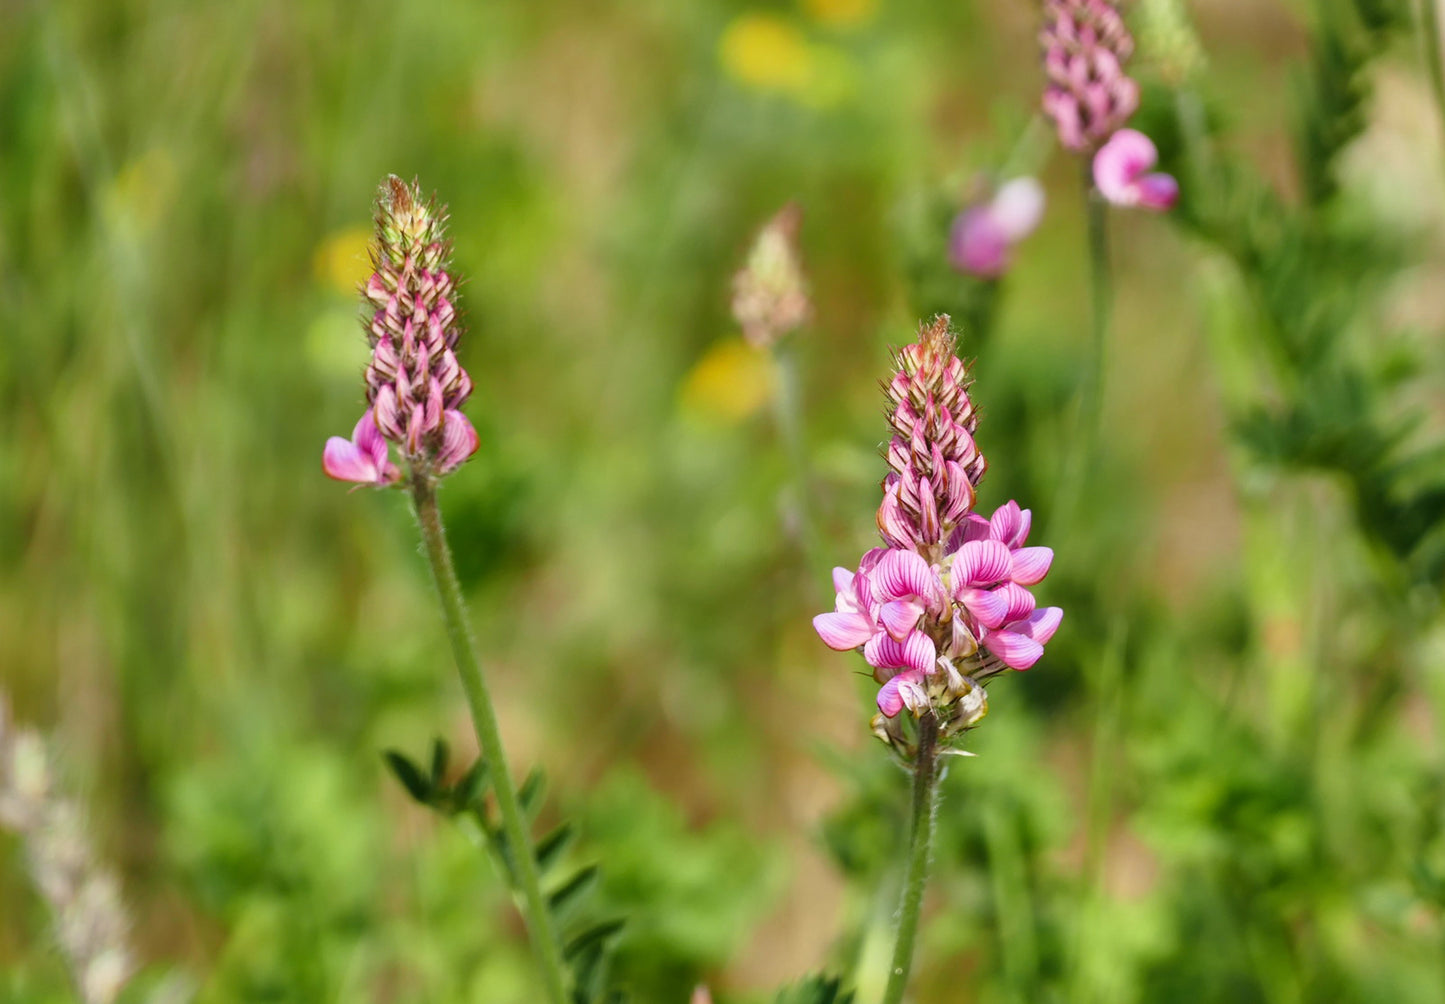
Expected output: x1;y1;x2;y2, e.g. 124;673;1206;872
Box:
548;864;599;916
383;750;432;805
563;919;625;960
429;738;450;785
535;822;576;874
452;758;491;812
518;768;547;817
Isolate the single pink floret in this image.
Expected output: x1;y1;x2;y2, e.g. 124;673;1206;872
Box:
1093;129;1178;211
949;178;1046;279
322;409;401;486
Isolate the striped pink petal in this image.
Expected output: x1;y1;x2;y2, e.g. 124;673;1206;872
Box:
864;630;937;675
1010;547;1053;585
814;612;875;651
953;540;1013;589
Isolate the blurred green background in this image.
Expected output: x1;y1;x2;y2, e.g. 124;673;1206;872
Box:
3;0;1444;1001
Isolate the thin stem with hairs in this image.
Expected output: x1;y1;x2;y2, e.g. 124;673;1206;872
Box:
410;474;570;1004
881;714;942;1004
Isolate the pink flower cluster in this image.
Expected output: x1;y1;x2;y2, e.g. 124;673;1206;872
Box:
1040;0;1178;213
324;177;479;487
814;318;1062;722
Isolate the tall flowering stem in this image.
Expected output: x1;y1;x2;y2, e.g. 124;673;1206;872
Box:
322;178;567;1004
814;316;1062;1000
881;713;940;1004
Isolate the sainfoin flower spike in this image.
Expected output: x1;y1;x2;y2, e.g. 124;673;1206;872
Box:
323;176;479;485
812;316;1062;756
1040;0;1140;152
1093;129;1179;211
731;202;811;349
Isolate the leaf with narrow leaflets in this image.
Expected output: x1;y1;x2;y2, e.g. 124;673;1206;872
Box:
569;940;605;1001
518;768;547;818
451;758;490;812
548;864;599;917
429;738;450;785
535;823;576;874
563;919;625;960
774;975;855;1004
383;750;432;805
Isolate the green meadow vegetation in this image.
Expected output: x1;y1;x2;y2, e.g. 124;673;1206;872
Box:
2;1;1444;1001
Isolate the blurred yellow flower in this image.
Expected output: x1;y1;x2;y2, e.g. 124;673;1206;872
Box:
804;0;878;29
679;337;780;423
719;13;815;98
312;225;373;294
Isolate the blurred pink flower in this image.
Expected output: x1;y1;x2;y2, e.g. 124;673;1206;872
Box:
948;178;1046;279
323;410;401;486
1093;129;1178;211
1040;0;1139;151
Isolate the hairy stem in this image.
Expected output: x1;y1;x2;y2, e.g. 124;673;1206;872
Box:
410;476;569;1004
881;714;942;1004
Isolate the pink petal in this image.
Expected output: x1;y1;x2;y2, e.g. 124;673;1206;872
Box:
437;410;480;472
814;612;876;651
1093;128;1158;204
874;550;943;604
949;207;1011;279
1013;606;1064;647
876;670;928;718
322;436;379;483
952;540;1013;589
831;567;856;603
353;409;389;468
991;178;1045;242
995;581;1037;625
879;599;925;641
864;631;936;675
1010;547;1054;586
984;630;1045;670
1136;172;1179;211
876;676;906;717
988;501;1025;547
961;587;1010;630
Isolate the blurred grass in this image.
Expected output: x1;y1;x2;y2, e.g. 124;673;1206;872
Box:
2;0;1444;1002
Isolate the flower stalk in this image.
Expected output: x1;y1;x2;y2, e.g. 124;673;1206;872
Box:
323;177;566;1004
410;476;570;1004
881;713;942;1004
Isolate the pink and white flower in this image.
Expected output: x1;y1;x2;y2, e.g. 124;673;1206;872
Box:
322;410;401;486
1093;129;1178;211
949;178;1046;279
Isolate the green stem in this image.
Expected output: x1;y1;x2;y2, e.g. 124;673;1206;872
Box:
410;476;569;1004
1082;163;1112;444
881;714;942;1004
771;343;829;601
1419;0;1445;164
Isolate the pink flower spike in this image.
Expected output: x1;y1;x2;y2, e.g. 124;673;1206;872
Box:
1093;129;1179;212
323;410;400;486
437;409;480;473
